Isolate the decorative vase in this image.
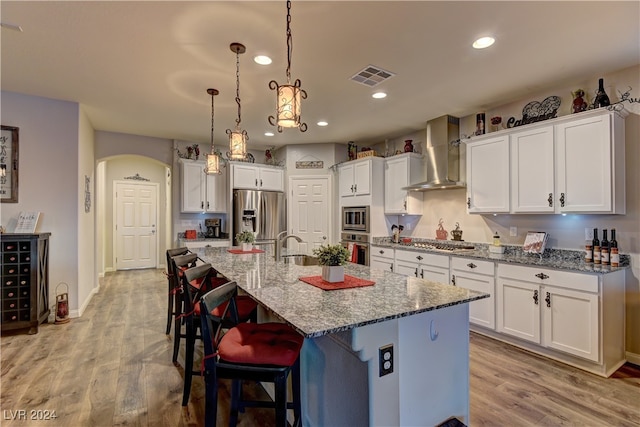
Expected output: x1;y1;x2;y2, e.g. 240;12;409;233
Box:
322;265;344;283
404;140;413;152
242;243;253;252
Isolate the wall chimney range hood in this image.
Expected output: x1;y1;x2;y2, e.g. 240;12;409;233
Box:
403;115;465;191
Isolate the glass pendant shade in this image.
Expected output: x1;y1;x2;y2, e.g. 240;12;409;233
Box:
277;84;302;128
229;130;247;160
205;152;221;175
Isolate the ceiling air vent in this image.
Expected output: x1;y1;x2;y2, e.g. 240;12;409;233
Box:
350;65;395;87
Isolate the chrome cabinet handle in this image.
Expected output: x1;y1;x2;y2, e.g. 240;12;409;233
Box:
545;292;551;307
535;272;549;280
533;290;539;305
548;193;553;207
467;263;477;269
560;193;565;207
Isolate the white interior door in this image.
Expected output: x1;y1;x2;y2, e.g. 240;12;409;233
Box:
115;181;158;270
289;176;331;253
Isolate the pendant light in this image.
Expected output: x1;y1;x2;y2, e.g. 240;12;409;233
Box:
268;0;307;132
226;43;248;160
204;88;221;175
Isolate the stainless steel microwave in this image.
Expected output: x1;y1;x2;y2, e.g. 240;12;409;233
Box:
342;206;370;233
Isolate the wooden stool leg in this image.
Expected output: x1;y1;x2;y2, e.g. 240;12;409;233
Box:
274;374;288;427
229;379;242;426
204;372;219;427
182;321;196;406
166;282;173;334
292;358;302;427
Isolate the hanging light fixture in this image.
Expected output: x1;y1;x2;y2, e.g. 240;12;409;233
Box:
204;88;222;175
226;43;248;160
268;0;307;132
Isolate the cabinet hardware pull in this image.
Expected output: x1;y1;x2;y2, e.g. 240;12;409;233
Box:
533;290;539;305
452;275;456;286
255;179;258;187
416;255;423;261
420;269;424;278
535;272;549;280
545;292;551;307
379;250;384;254
467;263;477;269
403;200;407;210
201;201;204;209
207;201;210;209
354;184;358;192
390;265;393;272
260;179;263;186
415;268;419;277
351;184;354;193
560;192;565;207
548;193;553;207
467;197;471;208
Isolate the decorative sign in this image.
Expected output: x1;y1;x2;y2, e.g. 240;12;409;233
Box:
0;125;19;203
296;160;323;169
506;96;561;128
124;173;150;181
14;211;41;233
84;176;91;213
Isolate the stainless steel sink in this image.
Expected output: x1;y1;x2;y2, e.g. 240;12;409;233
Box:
281;255;319;266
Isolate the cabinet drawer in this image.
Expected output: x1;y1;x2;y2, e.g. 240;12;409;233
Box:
395;249;449;268
371;246;394;260
451;257;494;275
498;264;598;293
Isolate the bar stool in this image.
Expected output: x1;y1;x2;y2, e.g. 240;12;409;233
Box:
179;264;258;407
199;282;303;427
171;252;201;364
165;247;190;334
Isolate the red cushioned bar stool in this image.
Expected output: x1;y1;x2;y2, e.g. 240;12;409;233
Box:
165;247;190;335
200;282;303;427
179;264;258;407
171;252;201;364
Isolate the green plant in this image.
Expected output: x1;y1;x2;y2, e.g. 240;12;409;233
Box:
235;230;255;243
312;244;350;266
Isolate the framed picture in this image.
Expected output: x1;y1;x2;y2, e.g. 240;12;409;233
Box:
1;125;19;203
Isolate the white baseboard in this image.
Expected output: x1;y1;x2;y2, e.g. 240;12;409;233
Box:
626;351;640;367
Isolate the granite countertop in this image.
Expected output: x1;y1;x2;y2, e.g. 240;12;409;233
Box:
372;237;630;274
194;246;488;338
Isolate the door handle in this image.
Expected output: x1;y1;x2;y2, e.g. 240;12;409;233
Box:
560;193;565;207
420;269;424;278
467;197;471;209
415;268;419;277
451;274;456;286
545;292;551;307
533;290;539;305
548;193;553;207
323;236;327;240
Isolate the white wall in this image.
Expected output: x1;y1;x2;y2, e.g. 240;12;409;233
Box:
1;91;84;312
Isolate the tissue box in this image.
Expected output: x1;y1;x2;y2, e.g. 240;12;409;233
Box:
489;245;505;254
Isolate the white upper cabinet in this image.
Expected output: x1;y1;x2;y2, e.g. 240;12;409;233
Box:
466;135;510;213
384;153;424;215
338;157;384;207
180;159;227;213
511;126;555;213
466;109;625;215
555;111;625;214
232;163;284;192
340;160;371;197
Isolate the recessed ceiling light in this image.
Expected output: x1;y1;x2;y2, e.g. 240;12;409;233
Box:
254;55;272;65
264;132;275;137
473;36;495;49
372;92;387;99
317;121;328;126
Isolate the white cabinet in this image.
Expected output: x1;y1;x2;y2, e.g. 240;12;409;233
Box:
384;153;424;215
179;239;231;250
232;163;284;191
339;160;371;197
465;135;510;213
451;257;495;329
395;249;449;284
511;125;555;213
180;159;227;213
555;110;625;213
497;264;600;362
370;246;394;272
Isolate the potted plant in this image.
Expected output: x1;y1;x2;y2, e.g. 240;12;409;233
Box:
312;244;350;283
235;230;256;252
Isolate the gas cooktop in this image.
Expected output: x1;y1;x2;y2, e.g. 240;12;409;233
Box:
400;241;475;253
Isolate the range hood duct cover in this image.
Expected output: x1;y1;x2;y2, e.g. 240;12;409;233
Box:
403;115;465;191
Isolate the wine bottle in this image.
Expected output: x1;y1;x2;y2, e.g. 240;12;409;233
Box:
592;228;600;265
585;240;593;263
610;228;619;267
601;229;609;266
593;78;610;108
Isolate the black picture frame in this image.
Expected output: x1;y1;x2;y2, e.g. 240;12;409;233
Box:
1;125;19;203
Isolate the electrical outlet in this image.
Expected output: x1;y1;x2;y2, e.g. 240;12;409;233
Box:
510;226;517;237
585;228;593;240
379;344;393;377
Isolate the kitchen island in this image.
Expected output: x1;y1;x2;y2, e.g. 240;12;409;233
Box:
195;246;488;426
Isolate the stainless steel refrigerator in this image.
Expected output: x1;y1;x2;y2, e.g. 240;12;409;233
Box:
233;189;286;246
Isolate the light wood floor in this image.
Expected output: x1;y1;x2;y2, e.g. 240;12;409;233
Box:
1;269;638;426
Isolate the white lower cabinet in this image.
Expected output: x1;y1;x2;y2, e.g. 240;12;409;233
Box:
370;246;394;272
451;257;495;329
497;264;599;362
395;249;449;284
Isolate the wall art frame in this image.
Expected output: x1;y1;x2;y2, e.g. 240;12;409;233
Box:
0;125;19;203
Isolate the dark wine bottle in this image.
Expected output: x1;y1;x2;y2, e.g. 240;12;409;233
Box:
610;228;619;267
593;78;610;108
592;228;600;265
601;229;609;266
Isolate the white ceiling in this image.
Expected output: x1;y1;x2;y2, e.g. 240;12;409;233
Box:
1;1;639;150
